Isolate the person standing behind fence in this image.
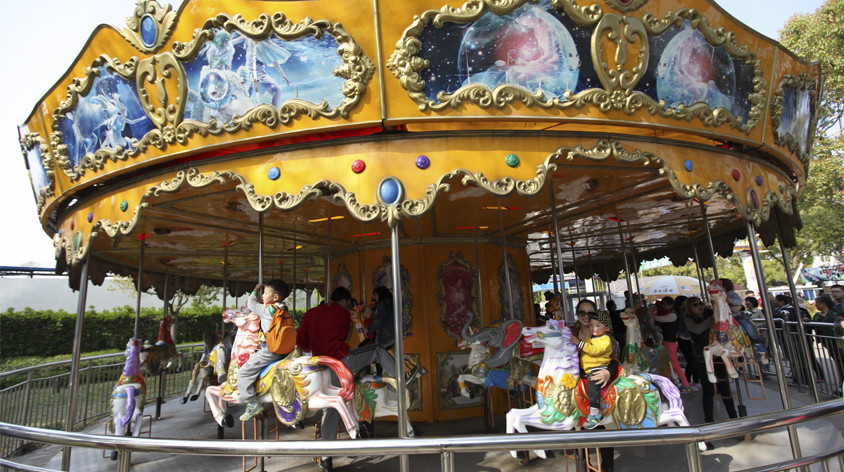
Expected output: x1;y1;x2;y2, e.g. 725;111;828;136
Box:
655;296;694;392
685;296;738;423
814;295;844;390
675;296;702;388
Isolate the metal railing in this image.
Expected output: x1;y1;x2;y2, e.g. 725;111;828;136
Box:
0;344;205;458
0;398;842;472
758;320;844;398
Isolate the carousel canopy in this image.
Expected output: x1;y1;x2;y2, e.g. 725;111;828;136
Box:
17;0;820;294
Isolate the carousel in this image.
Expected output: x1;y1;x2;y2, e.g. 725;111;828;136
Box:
17;0;821;465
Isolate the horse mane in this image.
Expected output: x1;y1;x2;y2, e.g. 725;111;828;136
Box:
123;339;141;376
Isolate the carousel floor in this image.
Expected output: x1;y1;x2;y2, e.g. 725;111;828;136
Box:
16;378;844;472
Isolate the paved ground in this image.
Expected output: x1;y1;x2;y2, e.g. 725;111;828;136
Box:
10;375;844;472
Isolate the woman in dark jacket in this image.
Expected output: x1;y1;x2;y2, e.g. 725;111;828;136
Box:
368;286;396;349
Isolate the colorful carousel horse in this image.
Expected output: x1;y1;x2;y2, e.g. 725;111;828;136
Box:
139;314;184;375
180;331;219;404
454;315;524;398
703;280;766;384
204;307;359;437
505;320;702;460
108;338;146;460
620;308;650;374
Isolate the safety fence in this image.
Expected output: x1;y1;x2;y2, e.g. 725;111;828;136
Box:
0;399;842;472
0;344;205;459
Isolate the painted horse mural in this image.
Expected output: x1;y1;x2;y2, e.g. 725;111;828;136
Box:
108;338;146;460
204;307;359;438
505;320;702;461
455;315;524;398
703;280;767;384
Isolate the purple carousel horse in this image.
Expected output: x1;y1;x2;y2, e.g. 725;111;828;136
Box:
109;338;147;460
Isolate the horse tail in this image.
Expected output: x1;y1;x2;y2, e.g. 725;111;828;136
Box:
316;356;355;402
122;386;137;428
646;373;684;411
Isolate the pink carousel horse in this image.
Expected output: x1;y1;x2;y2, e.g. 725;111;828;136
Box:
109;338;146;460
703;280;758;383
205;307;359;437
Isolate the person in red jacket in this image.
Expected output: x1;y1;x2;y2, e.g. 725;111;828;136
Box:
297;287;418;471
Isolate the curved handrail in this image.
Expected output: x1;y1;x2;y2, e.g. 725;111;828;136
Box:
1;399;842;457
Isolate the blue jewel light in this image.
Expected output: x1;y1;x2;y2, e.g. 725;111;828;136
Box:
379;178;401;205
268;167;281;181
140;15;157;47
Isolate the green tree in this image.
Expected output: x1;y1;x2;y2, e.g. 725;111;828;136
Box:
107;276;221;342
779;0;844;264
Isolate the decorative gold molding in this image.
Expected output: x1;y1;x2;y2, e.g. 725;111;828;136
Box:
51;11;375;181
54;138;798;266
604;0;650;12
121;0;178;54
771;73;816;168
20;133;55;213
388;3;765;134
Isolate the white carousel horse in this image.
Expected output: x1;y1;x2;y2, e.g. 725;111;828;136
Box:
505;320;703;460
109;338;146;460
204;307;359;437
703;280;762;383
354;374;416;437
620;308;649;374
180;331;219;404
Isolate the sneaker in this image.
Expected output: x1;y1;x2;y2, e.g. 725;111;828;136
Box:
405;364;421;385
239;401;265;421
690;383;701;392
583;413;603;430
315;456;333;471
679;386;693;393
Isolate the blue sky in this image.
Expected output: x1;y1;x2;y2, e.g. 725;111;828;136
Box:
0;0;828;268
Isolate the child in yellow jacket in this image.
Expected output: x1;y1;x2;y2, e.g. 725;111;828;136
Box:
570;311;615;429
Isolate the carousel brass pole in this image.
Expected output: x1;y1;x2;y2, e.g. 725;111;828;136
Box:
549;182;572;323
691;241;708;303
61;255;89;471
549;229;560;296
625;220;642;301
293;239;297;314
699;201;720;281
475;226;484;320
616;219;635;310
585;238;597;304
326;217;332;297
361;231;367;304
258;213;264;285
134;235;146;339
745;219;803;464
222;245;229;311
498;203;515;319
156;273;169;419
390;222;409;472
774;214;820;403
568;229;582;301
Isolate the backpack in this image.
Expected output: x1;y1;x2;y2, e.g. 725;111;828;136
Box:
265;303;296;355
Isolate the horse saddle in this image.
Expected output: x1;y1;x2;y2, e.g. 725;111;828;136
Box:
574;365;624;418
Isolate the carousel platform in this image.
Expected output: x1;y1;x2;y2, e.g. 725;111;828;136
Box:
17;379;844;472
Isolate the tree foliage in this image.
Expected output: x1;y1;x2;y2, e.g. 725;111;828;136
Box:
778;0;844;262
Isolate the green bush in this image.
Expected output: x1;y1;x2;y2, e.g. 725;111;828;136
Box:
0;306;222;358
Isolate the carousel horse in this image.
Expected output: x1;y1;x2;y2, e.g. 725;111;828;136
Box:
139;315;184;375
620;308;649;374
354;373;417;438
703;280;766;384
180;331;219;404
205;307;360;437
505;320;702;460
637;309;673;378
109;338;146;460
454;314;524;398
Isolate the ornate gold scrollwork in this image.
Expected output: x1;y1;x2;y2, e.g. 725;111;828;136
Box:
121;0;178;53
604;0;650;13
20;133;55;212
136;52;186;137
389;2;764;134
771;73;816;169
592;14;648;92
